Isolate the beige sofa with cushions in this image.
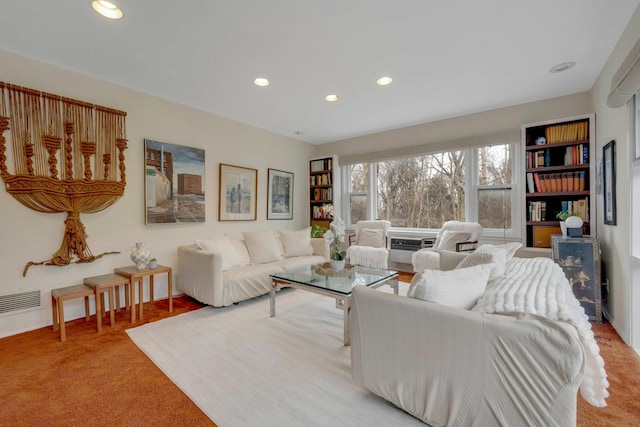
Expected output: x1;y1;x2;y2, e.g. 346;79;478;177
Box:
177;229;328;307
352;243;609;426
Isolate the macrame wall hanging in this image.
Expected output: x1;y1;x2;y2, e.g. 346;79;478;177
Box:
0;82;128;276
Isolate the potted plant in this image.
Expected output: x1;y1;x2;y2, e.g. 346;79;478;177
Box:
556;211;579;236
311;224;328;238
323;211;347;270
148;258;158;269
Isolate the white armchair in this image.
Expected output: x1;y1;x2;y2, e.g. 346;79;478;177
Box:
411;221;483;273
346;220;391;269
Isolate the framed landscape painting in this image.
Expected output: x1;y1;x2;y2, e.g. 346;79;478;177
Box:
267;168;293;220
144;139;205;224
219;163;257;221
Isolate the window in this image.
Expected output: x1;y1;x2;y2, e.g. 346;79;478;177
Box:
343;142;517;234
474;144;513;229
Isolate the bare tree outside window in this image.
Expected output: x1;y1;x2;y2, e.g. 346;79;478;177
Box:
376;152;465;228
477;144;512;229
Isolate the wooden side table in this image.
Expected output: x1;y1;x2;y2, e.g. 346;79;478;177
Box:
83;273;130;332
51;284;94;342
114;265;173;323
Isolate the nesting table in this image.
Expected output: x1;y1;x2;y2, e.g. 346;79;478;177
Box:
83;273;130;332
114;264;173;323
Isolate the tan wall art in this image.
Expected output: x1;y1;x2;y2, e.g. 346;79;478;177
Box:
0;82;128;275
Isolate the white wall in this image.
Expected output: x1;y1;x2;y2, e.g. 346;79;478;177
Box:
590;6;640;347
0;49;315;338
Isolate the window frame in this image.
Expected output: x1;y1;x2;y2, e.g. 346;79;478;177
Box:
341;142;521;239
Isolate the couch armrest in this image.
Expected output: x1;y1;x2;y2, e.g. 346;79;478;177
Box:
351;286;584;427
311;237;329;261
177;244;224;306
411;248;440;273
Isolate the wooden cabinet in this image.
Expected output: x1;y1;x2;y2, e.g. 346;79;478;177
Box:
522;114;595;249
309;155;340;229
551;235;602;322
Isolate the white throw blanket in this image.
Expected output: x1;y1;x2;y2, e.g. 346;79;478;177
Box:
472;257;609;407
346;246;389;269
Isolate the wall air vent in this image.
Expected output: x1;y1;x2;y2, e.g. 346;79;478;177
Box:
0;290;41;314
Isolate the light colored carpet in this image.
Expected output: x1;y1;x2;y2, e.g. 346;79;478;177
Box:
127;283;424;427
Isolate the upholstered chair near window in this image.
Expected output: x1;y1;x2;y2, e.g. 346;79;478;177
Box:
346;220;391;269
411;221;483;273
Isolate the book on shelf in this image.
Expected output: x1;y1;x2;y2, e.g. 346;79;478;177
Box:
526;173;535;193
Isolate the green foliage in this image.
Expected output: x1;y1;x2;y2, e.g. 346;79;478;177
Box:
556;211;579;221
310;224;328;238
331;248;347;261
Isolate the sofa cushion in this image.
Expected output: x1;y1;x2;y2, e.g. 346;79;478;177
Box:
457;245;507;280
438;250;468;271
279;228;314;257
357;228;385;248
408;264;493;309
242;230;283;264
230;237;251;266
478;242;522;260
195;236;242;271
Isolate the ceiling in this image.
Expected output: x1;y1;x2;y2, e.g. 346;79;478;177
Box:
1;1;638;145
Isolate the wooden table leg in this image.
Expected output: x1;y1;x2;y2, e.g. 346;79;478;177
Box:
130;279;136;323
149;275;154;302
168;271;173;312
138;278;144;320
95;288;103;333
58;299;66;342
84;295;90;320
108;287;115;326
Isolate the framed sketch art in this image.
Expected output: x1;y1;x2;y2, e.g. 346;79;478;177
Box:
603;140;616;225
219;163;257;221
144;139;205;224
267;168;293;220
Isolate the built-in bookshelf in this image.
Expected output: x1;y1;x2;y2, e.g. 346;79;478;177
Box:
309;155;340;229
522;114;595;249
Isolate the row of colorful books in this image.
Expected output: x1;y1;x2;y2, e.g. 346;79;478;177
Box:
527;198;589;222
312;204;333;219
311;187;333;202
527;145;588;168
310;158;332;172
544;121;589;144
526;171;586;193
309;173;332;186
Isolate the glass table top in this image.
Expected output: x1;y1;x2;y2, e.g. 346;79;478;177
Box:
270;264;398;295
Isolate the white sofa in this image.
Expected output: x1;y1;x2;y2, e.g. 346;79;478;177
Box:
177;229;328;307
351;248;609;426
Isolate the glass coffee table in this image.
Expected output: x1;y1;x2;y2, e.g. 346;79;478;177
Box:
269;265;398;346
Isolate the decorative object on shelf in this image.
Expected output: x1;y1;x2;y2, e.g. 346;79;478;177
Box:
310;223;328;238
148;258;158;269
0;82;127;276
145;139;205;224
323;206;347;269
565;215;584;237
556;211;579;236
535;136;546;145
219;163;258;221
267;168;293;220
130;242;151;270
315;262;355;277
309;156;339;230
603;140;616;225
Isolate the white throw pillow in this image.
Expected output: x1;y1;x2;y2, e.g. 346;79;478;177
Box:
477;242;522;260
456;245;507;280
437;230;471;252
357;228;385;248
242;231;283;264
438;250;469;271
195;235;242;271
279;228;314;257
408;264;493;309
230;238;251;266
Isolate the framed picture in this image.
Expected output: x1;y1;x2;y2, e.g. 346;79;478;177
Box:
219;163;257;221
603;140;616;225
144;139;205;224
267;168;293;220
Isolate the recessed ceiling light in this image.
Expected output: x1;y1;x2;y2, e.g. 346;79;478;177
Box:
325;94;339;102
91;0;123;19
253;78;270;87
376;76;393;86
549;62;576;73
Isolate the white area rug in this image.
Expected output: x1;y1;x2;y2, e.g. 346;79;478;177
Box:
127;283;424;427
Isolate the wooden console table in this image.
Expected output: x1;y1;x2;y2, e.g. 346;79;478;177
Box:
114;265;173;323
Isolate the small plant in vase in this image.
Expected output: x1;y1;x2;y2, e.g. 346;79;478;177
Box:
323;208;347;270
148;258;158;269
